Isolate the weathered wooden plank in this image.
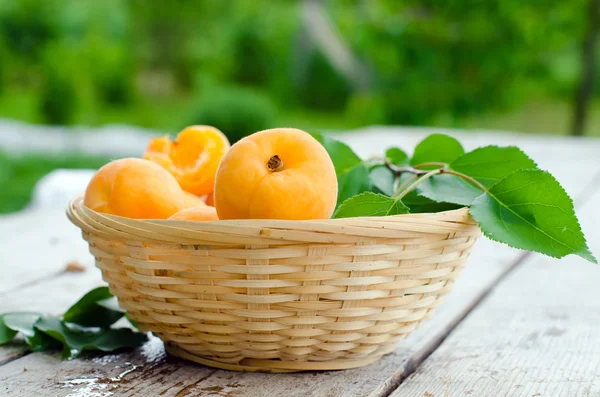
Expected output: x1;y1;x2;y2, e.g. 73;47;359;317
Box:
0;345;27;366
0;344;220;397
0;269;104;314
392;188;600;397
0;209;94;294
0;132;598;397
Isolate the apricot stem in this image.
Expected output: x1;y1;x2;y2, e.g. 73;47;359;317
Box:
392;174;419;197
394;168;489;200
385;161;449;176
413;162;447;169
441;169;488;191
395;169;442;199
267;155;284;172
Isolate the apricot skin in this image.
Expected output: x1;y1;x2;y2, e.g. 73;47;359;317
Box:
214;128;337;220
169;205;219;221
205;192;215;207
184;192;205;208
84;158;186;219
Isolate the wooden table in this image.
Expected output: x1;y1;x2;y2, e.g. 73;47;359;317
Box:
1;127;599;397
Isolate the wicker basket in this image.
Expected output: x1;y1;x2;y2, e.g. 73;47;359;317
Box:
67;197;480;372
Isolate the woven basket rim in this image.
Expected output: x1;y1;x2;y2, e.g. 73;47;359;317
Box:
67;196;477;245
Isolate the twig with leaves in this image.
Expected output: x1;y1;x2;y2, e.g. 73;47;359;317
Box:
314;132;596;263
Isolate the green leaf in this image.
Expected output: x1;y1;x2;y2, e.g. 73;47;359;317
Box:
312;132;361;175
337;164;372;204
451;146;538;188
333;192;409;218
369;166;394;196
0;315;17;344
313;132;371;203
411;134;464;166
470;170;596;263
418;174;483;206
63;287;124;328
35;315;147;360
96;297;125;313
3;312;41;338
403;193;463;213
385;147;409;165
417;146;538;206
394;174;462;213
2;312;59;351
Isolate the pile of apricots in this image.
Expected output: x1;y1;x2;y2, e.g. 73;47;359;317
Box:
84;127;338;221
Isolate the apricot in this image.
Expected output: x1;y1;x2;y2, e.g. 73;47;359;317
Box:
84;158;186;219
168;205;219;221
214;128;337;220
144;125;230;196
184;192;205;208
204;192;214;207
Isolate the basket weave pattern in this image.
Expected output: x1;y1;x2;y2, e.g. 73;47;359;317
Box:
68;197;480;372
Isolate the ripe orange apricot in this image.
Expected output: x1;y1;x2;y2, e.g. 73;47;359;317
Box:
184;192;205;208
204;192;214;207
143;125;230;196
214;128;337;220
84;158;186;219
169;205;219;221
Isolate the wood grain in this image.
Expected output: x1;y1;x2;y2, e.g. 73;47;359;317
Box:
392;188;600;397
0;131;599;396
0;209;93;294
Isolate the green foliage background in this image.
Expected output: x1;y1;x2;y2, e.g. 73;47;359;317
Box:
0;0;594;138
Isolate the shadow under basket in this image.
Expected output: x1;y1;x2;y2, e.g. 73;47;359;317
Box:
67;197;480;372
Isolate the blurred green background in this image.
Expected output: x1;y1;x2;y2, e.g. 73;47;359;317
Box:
1;0;599;212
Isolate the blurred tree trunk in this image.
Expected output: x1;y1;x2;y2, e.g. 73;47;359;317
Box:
572;0;600;136
300;0;371;91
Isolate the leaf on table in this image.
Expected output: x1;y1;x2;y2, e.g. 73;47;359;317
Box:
35;315;148;360
411;134;464;166
3;312;41;339
470;169;596;263
96;297;125;313
333;192;409;218
63;286;124;328
313;132;371;203
2;312;59;351
385;147;409;165
0;315;18;344
418;146;538;206
369;166;395;196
